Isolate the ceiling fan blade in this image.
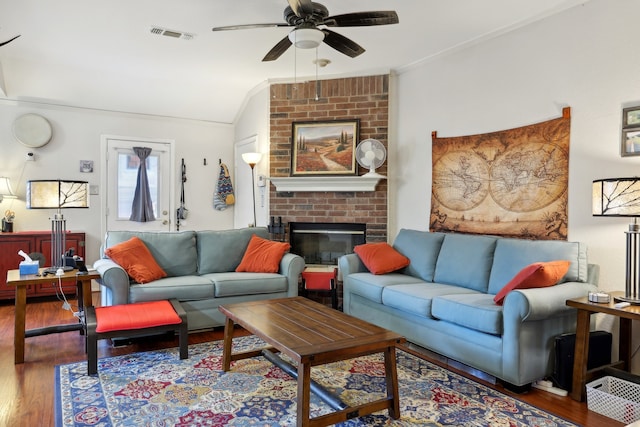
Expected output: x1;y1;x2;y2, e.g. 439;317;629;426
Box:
212;23;289;31
262;35;293;62
323;11;399;27
321;29;365;58
0;35;21;47
287;0;314;18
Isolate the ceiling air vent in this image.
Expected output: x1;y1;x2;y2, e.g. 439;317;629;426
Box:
150;26;195;41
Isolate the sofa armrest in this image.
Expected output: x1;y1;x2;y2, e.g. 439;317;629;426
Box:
280;253;305;297
503;281;598;322
93;258;131;305
338;253;367;276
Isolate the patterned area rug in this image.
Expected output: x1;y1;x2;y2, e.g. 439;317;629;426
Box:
55;335;577;426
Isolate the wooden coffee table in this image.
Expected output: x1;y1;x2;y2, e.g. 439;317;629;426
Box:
219;297;406;427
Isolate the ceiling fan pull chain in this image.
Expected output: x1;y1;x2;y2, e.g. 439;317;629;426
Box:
315;48;319;101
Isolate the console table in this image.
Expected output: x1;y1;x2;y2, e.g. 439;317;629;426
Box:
0;231;86;300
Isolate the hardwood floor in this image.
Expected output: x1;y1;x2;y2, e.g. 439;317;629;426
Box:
0;294;621;427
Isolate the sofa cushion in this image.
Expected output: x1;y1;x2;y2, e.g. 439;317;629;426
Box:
392;229;445;281
488;238;587;295
431;294;504;335
381;283;478;318
493;260;570;305
104;236;167;284
434;234;497;292
129;276;214;303
236;234;290;273
344;273;426;304
105;230;197;277
197;228;269;274
204;272;288;297
354;242;410;275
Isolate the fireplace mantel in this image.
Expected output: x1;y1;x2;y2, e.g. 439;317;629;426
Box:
269;175;385;192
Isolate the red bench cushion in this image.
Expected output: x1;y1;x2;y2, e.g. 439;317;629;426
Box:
95;300;181;333
302;270;336;290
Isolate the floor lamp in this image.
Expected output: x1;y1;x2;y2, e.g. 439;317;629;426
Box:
242;152;262;227
593;178;640;303
26;180;89;273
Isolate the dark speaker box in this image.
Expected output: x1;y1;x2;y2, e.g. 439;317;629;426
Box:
553;330;612;392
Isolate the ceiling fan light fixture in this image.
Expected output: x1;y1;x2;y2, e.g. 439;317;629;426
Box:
288;28;324;49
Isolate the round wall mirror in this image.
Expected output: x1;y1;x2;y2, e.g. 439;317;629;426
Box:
12;113;53;148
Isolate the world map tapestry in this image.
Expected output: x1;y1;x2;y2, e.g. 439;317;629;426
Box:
430;107;570;240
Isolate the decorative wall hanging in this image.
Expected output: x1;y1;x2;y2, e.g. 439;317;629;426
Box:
621;105;640;156
291;119;359;176
430;107;570;240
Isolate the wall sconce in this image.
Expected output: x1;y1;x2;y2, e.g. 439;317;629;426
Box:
26;180;89;273
593;178;640;303
242;152;262;227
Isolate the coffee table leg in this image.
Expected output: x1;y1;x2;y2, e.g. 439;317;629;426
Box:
222;317;234;371
297;361;311;427
384;345;401;419
14;286;26;364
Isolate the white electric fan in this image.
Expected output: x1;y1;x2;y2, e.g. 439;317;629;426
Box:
356;138;387;178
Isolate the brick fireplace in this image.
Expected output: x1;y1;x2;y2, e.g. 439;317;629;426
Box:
268;74;389;244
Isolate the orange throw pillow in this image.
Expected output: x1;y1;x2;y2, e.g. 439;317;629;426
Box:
104;236;167;284
236;234;291;273
354;242;410;275
493;260;570;305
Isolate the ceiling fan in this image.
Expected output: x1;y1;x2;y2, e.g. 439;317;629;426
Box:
211;0;398;62
0;35;20;47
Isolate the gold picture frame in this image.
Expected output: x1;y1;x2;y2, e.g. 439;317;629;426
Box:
291;120;359;176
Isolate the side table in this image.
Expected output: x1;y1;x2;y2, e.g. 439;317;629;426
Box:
566;291;638;401
6;268;100;364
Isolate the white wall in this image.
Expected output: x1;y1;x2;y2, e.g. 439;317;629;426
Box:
0;100;235;265
394;0;638;293
393;0;640;369
234;84;270;227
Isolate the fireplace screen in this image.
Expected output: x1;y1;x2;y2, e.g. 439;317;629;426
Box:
289;222;366;266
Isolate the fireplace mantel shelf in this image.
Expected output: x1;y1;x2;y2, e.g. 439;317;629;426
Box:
269;175;385;192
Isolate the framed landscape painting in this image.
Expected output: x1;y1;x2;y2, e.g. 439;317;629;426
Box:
291;119;359;176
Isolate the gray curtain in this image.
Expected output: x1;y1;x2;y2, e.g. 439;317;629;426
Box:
129;146;156;222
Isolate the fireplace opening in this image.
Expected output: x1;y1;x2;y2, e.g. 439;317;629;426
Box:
289;222;366;266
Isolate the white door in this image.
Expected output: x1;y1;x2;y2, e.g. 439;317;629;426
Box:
102;135;175;233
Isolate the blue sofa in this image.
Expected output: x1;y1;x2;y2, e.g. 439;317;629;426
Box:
94;227;305;331
339;229;598;388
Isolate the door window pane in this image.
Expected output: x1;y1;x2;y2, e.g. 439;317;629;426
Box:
116;152;159;219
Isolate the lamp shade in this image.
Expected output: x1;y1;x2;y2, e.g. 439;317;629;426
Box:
242;152;262;167
288;28;325;49
0;177;17;200
593;178;640;216
26;180;89;209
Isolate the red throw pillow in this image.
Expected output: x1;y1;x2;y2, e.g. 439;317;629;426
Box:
236;234;291;273
493;260;570;305
104;236;167;284
354;242;410;275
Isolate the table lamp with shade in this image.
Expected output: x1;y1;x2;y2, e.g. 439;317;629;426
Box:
0;176;18;232
593;177;640;304
26;180;89;273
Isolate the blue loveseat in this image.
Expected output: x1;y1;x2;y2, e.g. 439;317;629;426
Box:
339;229;598;388
94;227;305;331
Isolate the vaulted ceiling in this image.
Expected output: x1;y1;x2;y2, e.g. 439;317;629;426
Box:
0;0;587;123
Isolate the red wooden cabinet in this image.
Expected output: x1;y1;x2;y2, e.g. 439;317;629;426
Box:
0;231;86;300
